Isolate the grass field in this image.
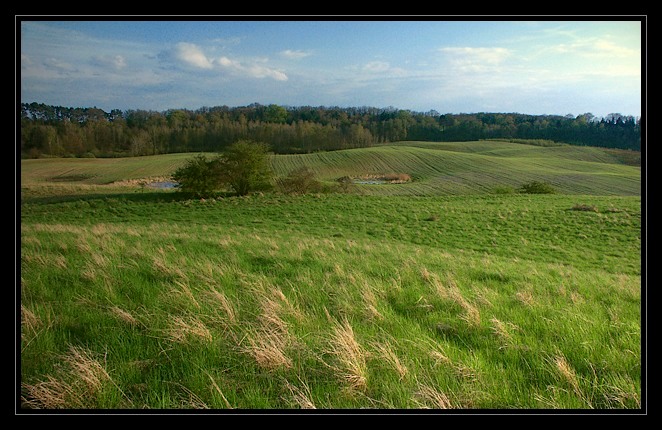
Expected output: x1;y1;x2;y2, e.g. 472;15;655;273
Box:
18;141;643;411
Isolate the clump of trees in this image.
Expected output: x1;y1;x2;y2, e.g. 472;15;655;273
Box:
172;140;273;197
21;102;641;159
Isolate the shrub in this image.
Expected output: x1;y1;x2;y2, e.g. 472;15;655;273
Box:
277;167;323;195
172;154;223;198
517;181;556;194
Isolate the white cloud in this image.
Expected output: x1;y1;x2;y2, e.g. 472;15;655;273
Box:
439;47;513;72
548;37;638;59
280;49;312;60
162;43;288;81
174;42;214;69
217;56;288;81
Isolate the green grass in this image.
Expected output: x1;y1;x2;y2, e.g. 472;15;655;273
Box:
21;141;640;197
19;142;642;410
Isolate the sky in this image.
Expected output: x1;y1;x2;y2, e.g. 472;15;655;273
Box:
18;18;644;118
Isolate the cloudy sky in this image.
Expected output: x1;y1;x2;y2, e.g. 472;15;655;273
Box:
19;19;643;117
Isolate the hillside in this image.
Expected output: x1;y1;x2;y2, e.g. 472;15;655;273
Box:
21;141;641;197
19;140;642;410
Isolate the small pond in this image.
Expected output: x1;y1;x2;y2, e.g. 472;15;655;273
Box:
147;181;179;189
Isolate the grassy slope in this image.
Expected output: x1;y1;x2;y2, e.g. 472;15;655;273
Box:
21;141;641;196
19;142;643;410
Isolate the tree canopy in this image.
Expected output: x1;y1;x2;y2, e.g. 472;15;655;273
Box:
171;140;273;197
20;102;641;159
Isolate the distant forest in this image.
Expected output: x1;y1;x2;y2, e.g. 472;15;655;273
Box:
20;102;641;158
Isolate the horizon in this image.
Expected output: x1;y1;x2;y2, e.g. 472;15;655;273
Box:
20;100;641;120
19;18;643;119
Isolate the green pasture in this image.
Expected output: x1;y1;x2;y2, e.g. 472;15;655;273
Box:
18;141;643;410
21;141;641;197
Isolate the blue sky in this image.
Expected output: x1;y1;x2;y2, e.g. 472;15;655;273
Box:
19;18;643;117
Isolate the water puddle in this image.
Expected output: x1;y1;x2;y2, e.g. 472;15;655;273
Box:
147;181;179;189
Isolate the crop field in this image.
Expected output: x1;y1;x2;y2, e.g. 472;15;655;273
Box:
18;141;643;411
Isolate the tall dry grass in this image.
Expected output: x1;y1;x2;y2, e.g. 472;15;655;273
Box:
426;272;481;327
283;377;317;409
325;319;368;393
166;314;213;344
240;283;296;371
412;383;454;409
22;345;130;409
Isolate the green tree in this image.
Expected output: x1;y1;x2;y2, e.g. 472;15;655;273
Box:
265;104;288;123
218;140;273;196
172;154;223;197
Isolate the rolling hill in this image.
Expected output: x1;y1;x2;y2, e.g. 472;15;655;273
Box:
21;141;641;197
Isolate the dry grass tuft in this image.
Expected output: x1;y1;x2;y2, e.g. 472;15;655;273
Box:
370;341;408;380
361;286;384;321
239;283;295;371
242;326;292;371
80;262;99;282
166;381;209;409
22;345;120;409
283;377;317;409
569;291;584;304
90;251;109;269
490;317;519;349
63;346;112;392
76;236;92;254
166;315;213;344
552;353;592;408
53;254;68;270
109;306;140;327
152;251;187;280
21;305;41;339
171;280;201;309
425;342;477;381
413;383;454;409
420;266;433;283
22;375;85;409
442;277;481;327
326;319;368;393
425;273;481;326
515;290;536;307
206;288;237;324
554;354;580;392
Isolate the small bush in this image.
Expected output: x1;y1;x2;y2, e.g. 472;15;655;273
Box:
277;167;323;195
518;181;556;194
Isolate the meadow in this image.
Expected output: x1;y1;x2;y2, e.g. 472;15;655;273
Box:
19;141;642;410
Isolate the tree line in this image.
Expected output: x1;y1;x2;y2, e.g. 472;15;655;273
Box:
20;102;641;158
